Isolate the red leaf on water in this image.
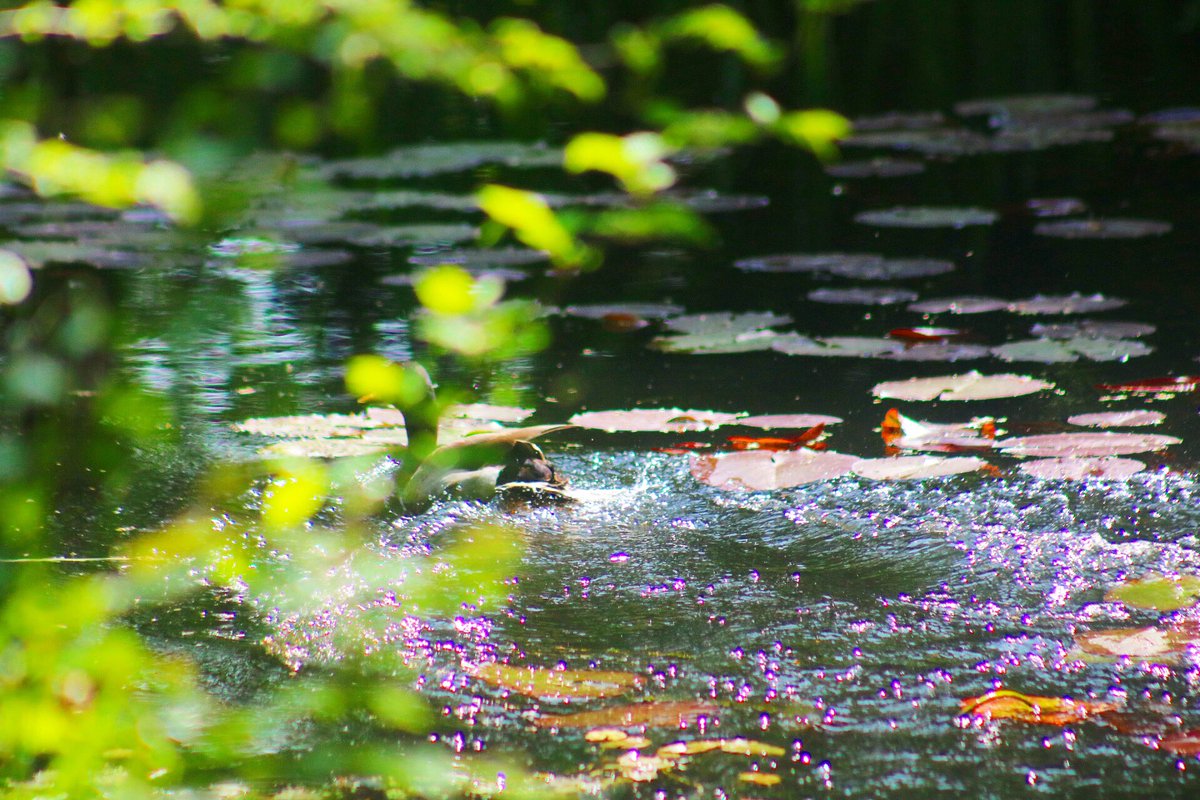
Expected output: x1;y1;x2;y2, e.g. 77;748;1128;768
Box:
881;408;903;445
1159;730;1200;756
888;327;965;343
600;312;650;333
1096;375;1200;393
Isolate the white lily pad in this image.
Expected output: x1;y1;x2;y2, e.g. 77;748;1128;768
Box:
1018;456;1145;480
652;329;784;354
569;408;743;432
1008;293;1127;315
734;413;843;429
772;335;903;358
996;432;1180;457
807;287;919;305
823;158;927;178
1067;410;1165;428
852;455;987;480
733;252;882;274
1034;218;1172;239
908;296;1009;314
560;303;686;320
827;257;955;280
1024;197;1088;217
261;439;391;459
690;449;857;491
1029;320;1155;339
991;337;1152;364
880;343;990;362
872;372;1055;401
853;206;998;228
663;311;791;334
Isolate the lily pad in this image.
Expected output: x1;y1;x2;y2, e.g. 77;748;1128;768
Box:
381;267;530;287
1103;575;1200;611
663;311;791;334
407;247;549;267
1030;320;1155;339
958;688;1116;725
470;662;643;700
1024;197;1088;218
533;700;720;730
991;337;1152;364
827;257;955;280
1017;456;1145;480
733;252;881;274
1074;625;1197;661
908;296;1009;315
853;205;998;228
568;408;744;432
824;157;926;179
850;110;946;130
954;94;1097;119
880;343;990;362
872;372;1054;402
652;329;784;354
807;287;919;305
690;449;858;490
1096;375;1200;394
1034;218;1172;239
317;140;563;180
772;335;903;358
1067;410;1164;428
1008;293;1128;315
852;455;987;480
839;128;992;156
996;432;1180;457
559;303;686;321
735;414;843;429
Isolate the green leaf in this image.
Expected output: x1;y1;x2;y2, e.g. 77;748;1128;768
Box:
659;5;780;69
1104;575;1200;611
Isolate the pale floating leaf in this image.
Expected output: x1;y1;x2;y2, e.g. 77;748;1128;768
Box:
850;110;946;131
908;296;1009;315
839;128;992;156
852;455;987;480
318;140;563;180
853;205;998;228
992;337;1152;364
996;432;1180;457
733;252;881;274
954;93;1097;118
690;449;858;491
824;157;926;179
1030;320;1155;339
261;439;388;459
1008;293;1128;315
1024;197;1088;217
559;302;686;320
1018;456;1145;480
663;311;792;334
1103;575;1200;611
569;408;743;432
807;287;919;305
772;335;904;358
1074;625;1196;661
1034;218;1172;239
235;412;383;438
872;372;1054;401
652;328;783;354
880;343;990;362
959;688;1116;726
1067;410;1164;428
408;247;549;267
735;413;843;429
827;257;955;280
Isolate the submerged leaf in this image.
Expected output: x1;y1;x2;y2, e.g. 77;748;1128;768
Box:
690;449;857;490
734;251;881;274
471;663;643;700
959;689;1117;725
533;700;720;729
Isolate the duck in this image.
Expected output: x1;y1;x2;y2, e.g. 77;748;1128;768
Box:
389;362;574;511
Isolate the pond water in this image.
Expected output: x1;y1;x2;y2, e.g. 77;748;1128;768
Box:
16;39;1200;800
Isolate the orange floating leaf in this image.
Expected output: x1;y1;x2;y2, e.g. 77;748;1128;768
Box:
1096;375;1200;394
739;772;782;786
1159;730;1200;756
959;689;1117;725
534;700;720;729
